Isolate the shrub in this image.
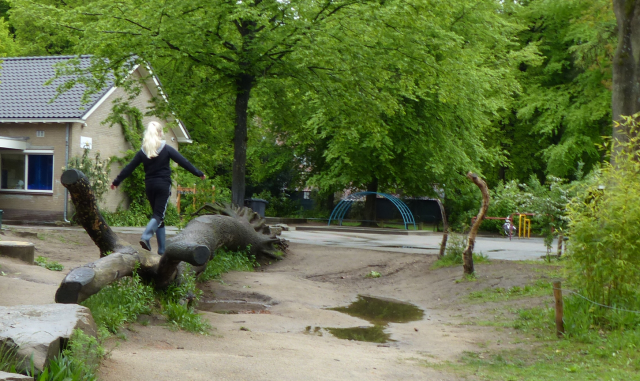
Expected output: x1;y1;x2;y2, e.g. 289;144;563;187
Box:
565;115;640;330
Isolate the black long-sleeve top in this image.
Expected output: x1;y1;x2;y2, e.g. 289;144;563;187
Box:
112;143;204;186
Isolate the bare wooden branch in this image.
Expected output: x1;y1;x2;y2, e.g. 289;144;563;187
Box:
463;172;490;275
436;198;449;258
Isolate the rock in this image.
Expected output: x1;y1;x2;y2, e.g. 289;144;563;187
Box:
0;304;97;373
274;224;290;231
0;242;35;265
269;227;283;236
0;371;31;380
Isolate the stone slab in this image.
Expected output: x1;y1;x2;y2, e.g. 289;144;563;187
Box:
0;304;97;373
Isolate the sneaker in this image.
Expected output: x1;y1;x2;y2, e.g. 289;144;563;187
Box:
140;239;151;251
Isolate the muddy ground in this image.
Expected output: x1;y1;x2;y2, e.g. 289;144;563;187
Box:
0;227;555;380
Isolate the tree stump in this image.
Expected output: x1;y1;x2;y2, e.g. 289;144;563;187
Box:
0;241;35;265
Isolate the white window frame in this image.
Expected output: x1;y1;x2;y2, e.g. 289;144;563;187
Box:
0;150;55;193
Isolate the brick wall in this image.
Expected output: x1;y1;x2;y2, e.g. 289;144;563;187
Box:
0;123;68;221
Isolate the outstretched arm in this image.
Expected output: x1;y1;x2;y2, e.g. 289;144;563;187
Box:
167;146;205;178
111;151;144;188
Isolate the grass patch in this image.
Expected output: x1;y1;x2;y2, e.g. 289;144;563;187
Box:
0;344;20;374
430;281;640;380
365;271;381;278
35;256;64;271
81;265;155;334
468;280;553;302
430;327;640;380
197;246;257;283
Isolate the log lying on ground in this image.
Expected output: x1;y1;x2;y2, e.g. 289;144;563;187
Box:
56;170;286;304
156;203;287;288
462;172;490;276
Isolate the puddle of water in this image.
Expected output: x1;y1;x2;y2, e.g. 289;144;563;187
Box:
326;325;392;343
328;295;424;325
324;295;424;343
381;245;437;250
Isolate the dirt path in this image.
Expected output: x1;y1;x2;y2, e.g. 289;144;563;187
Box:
0;228;551;380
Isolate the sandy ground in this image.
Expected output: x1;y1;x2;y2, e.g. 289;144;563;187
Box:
0;227;554;381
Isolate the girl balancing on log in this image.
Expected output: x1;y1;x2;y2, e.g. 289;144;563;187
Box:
110;121;205;254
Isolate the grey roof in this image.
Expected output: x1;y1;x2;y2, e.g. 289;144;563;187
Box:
0;55;113;120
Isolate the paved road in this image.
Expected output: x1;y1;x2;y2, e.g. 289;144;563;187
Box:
280;230;555;261
6;224;555;261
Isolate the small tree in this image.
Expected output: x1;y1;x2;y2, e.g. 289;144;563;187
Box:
68;148;111;204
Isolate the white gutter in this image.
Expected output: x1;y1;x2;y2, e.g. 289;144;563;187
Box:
0;119;85;123
0;137;29;150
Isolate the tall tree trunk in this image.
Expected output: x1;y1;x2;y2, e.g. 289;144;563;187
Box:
612;0;640;159
361;178;379;227
325;192;335;214
232;74;254;206
463;172;490;276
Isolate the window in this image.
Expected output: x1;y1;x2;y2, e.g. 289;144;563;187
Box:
0;153;54;191
303;191;310;200
36;131;45;137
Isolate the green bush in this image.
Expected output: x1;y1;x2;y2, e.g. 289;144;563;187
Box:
565;116;640;330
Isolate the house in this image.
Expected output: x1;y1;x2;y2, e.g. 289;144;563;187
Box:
0;55;192;222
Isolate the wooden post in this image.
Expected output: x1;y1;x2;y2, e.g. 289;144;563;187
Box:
553;281;564;338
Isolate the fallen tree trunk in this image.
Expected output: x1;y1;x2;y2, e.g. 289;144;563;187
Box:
56;170;287;304
462;172;490;276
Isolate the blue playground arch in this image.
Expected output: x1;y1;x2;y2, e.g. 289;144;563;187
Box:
327;192;417;230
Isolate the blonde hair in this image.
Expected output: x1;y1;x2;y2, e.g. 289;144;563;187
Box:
141;121;164;158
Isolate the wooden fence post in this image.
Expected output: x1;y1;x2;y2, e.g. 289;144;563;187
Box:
553;281;564;338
